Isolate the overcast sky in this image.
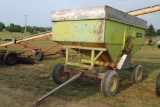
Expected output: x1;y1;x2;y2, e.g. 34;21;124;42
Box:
0;0;159;29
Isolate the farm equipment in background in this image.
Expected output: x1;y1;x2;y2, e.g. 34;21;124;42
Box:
0;49;35;66
127;4;160;16
144;37;155;45
0;31;65;65
16;40;65;61
145;37;152;45
15;31;65;61
0;50;19;66
0;31;50;65
0;31;52;48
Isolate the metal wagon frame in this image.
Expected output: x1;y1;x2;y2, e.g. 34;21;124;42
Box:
50;5;147;97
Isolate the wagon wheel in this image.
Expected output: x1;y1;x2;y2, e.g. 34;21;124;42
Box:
34;50;44;61
131;65;143;83
52;64;70;84
4;52;18;66
156;73;160;96
101;70;119;97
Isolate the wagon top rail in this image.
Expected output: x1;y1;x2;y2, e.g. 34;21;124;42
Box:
51;5;147;29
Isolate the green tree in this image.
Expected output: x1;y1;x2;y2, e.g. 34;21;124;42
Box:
14;25;21;32
21;27;24;33
157;29;160;36
34;30;38;34
8;23;15;32
26;26;31;32
6;25;9;31
30;27;34;35
0;22;5;31
145;24;156;37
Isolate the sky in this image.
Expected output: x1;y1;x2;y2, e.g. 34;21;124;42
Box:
0;0;160;30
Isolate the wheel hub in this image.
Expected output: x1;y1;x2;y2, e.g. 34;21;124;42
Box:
8;56;14;63
58;67;69;82
109;76;117;92
137;68;142;81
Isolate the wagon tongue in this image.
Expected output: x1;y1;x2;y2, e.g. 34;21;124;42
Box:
32;72;83;107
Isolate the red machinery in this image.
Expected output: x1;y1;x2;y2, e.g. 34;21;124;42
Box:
17;42;65;61
0;31;65;65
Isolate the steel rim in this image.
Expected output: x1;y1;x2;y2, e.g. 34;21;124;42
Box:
8;56;14;63
137;67;142;81
109;76;117;92
58;66;68;82
36;53;41;58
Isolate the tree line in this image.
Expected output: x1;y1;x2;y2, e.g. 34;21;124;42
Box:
0;22;51;35
0;22;160;36
146;24;160;37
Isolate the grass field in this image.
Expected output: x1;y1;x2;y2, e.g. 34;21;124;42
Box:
0;39;160;107
0;31;30;39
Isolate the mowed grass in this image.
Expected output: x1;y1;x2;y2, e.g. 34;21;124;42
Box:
0;39;160;107
0;30;30;39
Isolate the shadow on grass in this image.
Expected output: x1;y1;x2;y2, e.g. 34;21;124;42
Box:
42;55;64;61
0;61;34;67
50;61;158;98
1;57;158;106
1;58;159;94
49;77;101;100
34;61;160;106
118;61;160;93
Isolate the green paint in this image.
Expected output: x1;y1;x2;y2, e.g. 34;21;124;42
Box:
52;20;105;43
104;20;126;62
52;18;145;67
104;19;145;63
66;48;69;64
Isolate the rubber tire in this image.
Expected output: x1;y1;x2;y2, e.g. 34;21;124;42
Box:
156;73;160;96
4;52;18;66
131;65;143;83
101;70;119;97
52;64;69;84
34;50;44;61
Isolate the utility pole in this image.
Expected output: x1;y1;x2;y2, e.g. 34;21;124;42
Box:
24;15;27;37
